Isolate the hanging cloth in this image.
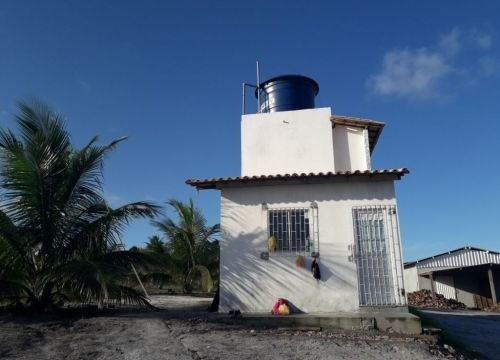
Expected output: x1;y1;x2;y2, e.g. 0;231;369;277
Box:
311;258;321;280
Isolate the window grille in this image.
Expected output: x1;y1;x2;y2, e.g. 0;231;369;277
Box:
267;206;318;256
352;205;406;306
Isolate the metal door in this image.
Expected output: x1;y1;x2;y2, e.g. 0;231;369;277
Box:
353;206;405;306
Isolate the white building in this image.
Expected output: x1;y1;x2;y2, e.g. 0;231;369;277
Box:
187;75;409;313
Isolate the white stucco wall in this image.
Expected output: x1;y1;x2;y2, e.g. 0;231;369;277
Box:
403;266;419;293
241;107;335;176
219;180;398;313
435;275;457;300
332;126;370;171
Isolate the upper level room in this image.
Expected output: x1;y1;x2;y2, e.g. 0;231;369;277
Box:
241;107;385;176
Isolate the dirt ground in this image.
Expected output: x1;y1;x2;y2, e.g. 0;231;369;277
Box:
0;296;458;360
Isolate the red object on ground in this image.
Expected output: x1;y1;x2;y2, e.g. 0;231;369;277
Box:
272;298;289;315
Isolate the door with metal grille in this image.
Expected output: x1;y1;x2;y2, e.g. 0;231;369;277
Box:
352;206;405;306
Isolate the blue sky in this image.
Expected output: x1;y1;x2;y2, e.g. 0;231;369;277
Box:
1;1;499;261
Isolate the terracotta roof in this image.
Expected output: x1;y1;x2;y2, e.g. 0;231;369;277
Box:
330;115;385;154
186;168;409;190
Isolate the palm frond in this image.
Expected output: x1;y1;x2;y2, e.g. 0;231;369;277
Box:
59;258;151;308
153;198;220;291
0;279;31;303
0;100;159;311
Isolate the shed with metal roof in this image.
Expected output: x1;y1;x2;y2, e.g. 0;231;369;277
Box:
404;247;500;308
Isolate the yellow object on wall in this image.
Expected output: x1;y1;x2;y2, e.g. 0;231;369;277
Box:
268;235;277;252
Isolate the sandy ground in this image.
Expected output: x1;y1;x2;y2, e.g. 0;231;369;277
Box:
0;296;456;360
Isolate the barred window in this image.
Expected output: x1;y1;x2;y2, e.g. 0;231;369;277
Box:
268;208;312;254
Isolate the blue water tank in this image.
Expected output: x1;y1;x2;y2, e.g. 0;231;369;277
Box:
256;75;319;113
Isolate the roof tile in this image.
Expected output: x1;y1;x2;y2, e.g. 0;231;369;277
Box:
186;168;409;190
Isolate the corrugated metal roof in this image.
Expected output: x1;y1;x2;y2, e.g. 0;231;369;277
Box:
186;168;409;190
406;247;500;270
330;115;385;154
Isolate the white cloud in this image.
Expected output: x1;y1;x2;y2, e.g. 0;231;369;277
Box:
368;28;496;99
469;30;492;49
439;28;461;56
369;48;452;98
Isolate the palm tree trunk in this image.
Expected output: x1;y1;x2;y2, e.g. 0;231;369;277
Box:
185;237;196;271
31;281;54;312
131;264;149;298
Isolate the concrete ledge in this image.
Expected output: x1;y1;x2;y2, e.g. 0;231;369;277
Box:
216;312;422;335
373;313;422;335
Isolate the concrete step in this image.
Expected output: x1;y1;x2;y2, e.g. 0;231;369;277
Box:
216;312;422;335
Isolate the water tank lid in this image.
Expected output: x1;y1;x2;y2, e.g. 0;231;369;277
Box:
255;74;319;97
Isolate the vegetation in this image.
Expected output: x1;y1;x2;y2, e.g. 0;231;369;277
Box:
145;235;167;255
152;199;219;293
0;100;160;312
137;235;173;290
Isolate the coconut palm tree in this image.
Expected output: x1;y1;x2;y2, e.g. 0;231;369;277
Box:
0;100;160;311
145;235;166;255
139;234;174;289
153;199;219;292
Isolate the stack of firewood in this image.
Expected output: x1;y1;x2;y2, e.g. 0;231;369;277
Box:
483;304;500;312
408;289;466;309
